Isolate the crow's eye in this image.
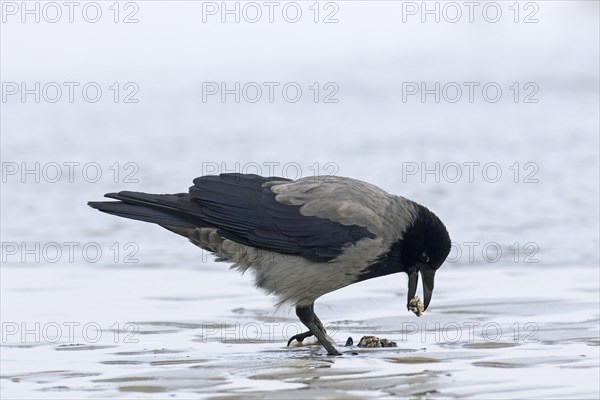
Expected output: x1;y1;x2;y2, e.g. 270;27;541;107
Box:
420;252;430;263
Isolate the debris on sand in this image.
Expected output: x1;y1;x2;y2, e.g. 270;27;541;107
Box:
356;336;397;348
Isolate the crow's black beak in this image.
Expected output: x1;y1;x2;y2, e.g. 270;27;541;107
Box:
407;268;436;311
421;269;435;310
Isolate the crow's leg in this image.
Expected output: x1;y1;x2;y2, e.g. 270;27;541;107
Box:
288;303;341;356
287;304;325;346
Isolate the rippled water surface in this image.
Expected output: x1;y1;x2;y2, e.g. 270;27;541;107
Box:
2;265;599;398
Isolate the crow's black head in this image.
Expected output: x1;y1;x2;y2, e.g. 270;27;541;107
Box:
357;201;451;311
396;204;451;312
399;204;451;272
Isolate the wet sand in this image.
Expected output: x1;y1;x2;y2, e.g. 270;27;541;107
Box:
1;263;598;399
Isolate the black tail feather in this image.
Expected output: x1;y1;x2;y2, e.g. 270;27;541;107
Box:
88;191;200;228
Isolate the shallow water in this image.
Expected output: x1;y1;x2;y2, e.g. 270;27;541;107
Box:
1;263;599;398
1;1;599;398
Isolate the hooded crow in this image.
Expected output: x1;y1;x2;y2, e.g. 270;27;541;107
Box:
88;173;451;355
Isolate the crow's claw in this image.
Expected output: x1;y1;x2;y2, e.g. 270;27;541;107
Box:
287;331;314;346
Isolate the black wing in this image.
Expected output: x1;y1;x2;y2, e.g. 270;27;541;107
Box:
89;173;376;262
189;174;376;261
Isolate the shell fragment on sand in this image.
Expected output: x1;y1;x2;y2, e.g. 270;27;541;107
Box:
356;336;397;348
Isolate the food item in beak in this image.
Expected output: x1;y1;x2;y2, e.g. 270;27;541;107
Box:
409;296;425;317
